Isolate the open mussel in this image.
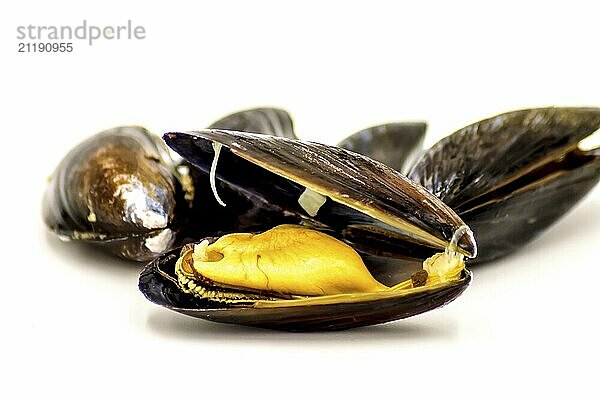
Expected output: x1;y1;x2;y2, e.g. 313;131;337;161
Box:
340;107;600;264
43;108;298;261
139;130;475;331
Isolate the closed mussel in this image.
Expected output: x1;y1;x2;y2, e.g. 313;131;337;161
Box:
43;126;190;261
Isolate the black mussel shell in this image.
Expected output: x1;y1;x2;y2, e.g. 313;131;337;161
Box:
338;122;426;174
408;107;600;263
43;126;188;261
139;246;471;332
163;129;476;258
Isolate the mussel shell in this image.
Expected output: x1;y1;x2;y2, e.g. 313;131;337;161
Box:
408;107;600;263
43;108;299;261
139;247;471;332
164;129;476;258
457;149;599;262
338;122;426;174
43;126;187;261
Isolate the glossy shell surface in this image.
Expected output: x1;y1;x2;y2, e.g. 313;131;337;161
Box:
43;126;185;261
43;108;299;260
139;247;471;332
408;107;600;263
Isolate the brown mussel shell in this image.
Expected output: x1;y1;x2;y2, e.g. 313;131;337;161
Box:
43;126;187;261
163;129;476;258
139;246;471;332
43;108;299;261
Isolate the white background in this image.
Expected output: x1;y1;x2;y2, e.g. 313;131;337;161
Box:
2;1;599;398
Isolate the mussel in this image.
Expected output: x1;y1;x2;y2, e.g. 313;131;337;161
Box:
43;126;190;261
43;108;298;261
339;107;600;264
139;130;475;331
